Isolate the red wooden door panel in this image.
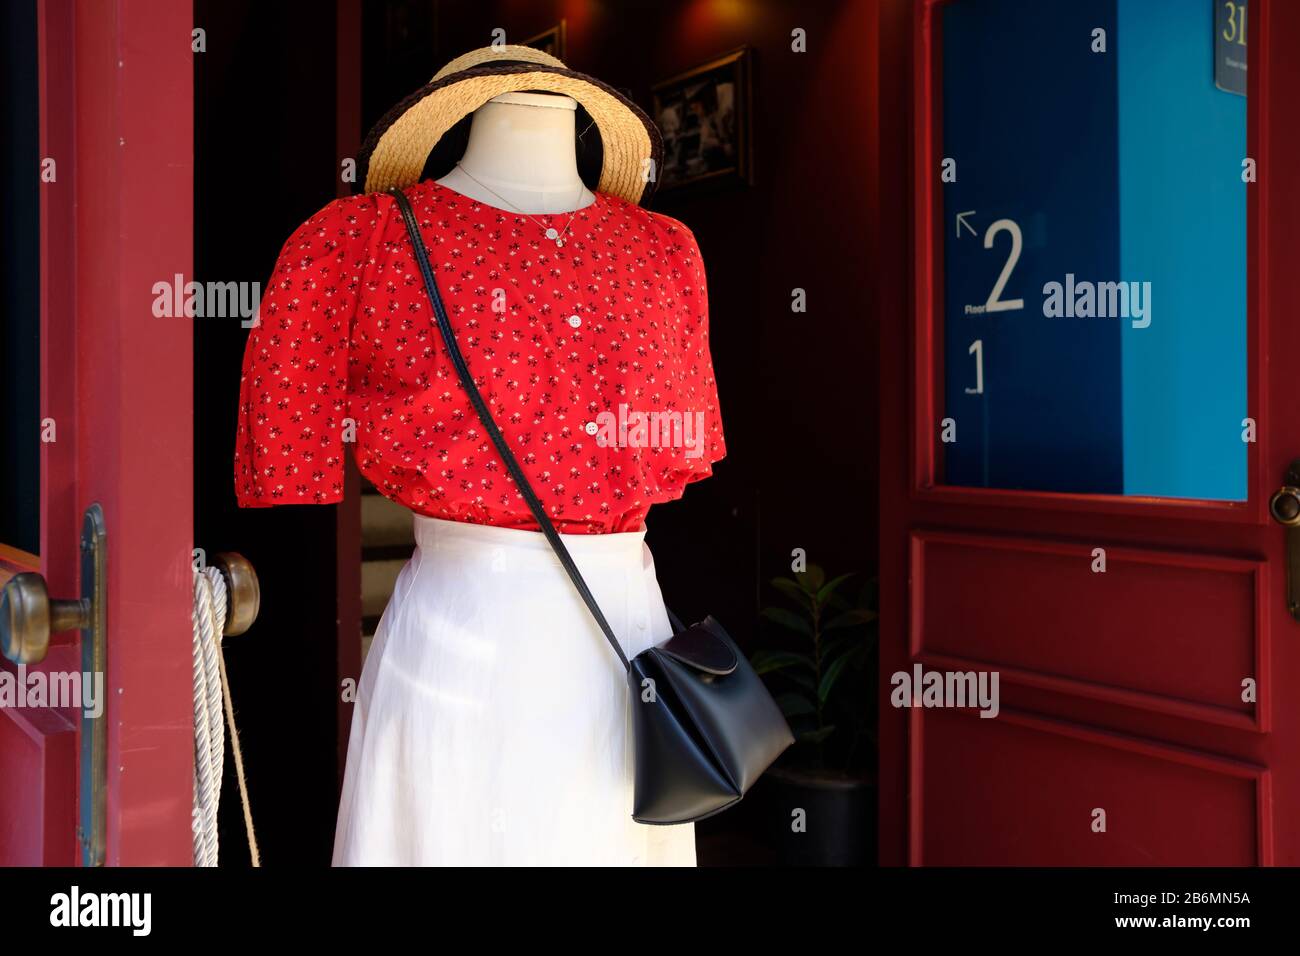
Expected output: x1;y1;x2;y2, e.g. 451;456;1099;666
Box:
911;533;1265;729
878;0;1300;866
0;0;193;866
0;672;76;865
915;708;1267;866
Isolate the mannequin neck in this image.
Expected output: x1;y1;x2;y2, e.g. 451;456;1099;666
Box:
438;92;595;215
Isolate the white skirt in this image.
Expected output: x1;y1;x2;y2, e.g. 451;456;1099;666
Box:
332;514;697;866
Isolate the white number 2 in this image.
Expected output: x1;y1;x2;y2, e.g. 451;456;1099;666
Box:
983;219;1024;313
966;339;984;395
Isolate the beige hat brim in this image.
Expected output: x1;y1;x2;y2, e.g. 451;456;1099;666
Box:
358;60;662;205
430;44;567;81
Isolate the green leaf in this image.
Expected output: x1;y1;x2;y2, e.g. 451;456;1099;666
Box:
775;692;816;717
797;725;837;744
815;572;856;605
818;654;852;703
822;596;854;618
797;565;826;594
824;608;878;632
820;635;859;662
784;670;816;692
760;607;812;636
770;577;812;608
749;650;815;675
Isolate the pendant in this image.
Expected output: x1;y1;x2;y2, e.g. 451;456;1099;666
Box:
545;227;559;240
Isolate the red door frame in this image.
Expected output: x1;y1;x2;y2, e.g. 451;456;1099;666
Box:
878;0;1300;865
0;0;193;866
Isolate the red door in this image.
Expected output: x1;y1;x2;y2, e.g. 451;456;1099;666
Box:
878;0;1300;865
0;0;193;866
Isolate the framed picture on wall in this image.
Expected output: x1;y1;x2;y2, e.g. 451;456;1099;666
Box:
522;21;567;62
651;46;753;192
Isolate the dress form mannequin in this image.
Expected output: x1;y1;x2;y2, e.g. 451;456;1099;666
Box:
437;91;596;215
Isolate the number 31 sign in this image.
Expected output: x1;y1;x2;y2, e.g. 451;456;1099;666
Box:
1216;0;1247;96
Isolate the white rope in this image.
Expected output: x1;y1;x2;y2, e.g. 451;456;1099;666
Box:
192;569;222;866
191;565;261;867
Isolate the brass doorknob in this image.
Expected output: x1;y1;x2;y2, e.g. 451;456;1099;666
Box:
1270;486;1300;527
0;573;91;665
212;552;260;637
0;552;259;664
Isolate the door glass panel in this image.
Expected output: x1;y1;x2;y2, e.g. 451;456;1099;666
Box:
938;0;1247;501
0;0;41;554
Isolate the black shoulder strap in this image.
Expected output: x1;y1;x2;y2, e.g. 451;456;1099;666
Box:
389;186;633;671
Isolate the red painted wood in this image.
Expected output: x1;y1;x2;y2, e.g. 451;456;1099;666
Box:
876;0;915;868
0;0;83;869
879;0;1300;866
0;705;77;865
37;0;78;605
74;0;195;867
0;0;194;867
913;708;1266;866
911;532;1265;728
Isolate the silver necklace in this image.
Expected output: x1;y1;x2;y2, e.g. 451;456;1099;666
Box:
454;163;586;248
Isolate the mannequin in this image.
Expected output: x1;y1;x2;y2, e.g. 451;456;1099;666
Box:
437;91;597;215
247;44;722;867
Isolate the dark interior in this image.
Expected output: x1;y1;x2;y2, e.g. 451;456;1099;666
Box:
194;0;876;866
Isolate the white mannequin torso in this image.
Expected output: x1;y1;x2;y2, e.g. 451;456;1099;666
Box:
437;91;596;215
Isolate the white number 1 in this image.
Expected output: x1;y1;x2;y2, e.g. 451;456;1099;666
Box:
966;339;984;395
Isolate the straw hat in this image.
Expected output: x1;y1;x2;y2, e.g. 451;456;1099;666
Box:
357;45;663;205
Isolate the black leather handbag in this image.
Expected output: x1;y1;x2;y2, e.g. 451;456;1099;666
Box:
391;187;794;824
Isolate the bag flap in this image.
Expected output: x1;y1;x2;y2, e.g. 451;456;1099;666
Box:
656;617;738;676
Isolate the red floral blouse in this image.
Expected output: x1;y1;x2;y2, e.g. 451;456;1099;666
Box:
234;180;725;534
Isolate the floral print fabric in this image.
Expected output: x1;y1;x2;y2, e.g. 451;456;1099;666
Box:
234;180;724;533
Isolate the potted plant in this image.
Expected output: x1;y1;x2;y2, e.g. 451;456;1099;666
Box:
749;565;877;866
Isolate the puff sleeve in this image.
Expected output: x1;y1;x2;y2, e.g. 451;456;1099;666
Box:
675;224;726;471
234;197;361;507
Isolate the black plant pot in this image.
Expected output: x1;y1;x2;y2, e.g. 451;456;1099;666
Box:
751;764;875;866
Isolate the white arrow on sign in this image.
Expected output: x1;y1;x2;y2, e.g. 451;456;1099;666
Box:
956;210;977;238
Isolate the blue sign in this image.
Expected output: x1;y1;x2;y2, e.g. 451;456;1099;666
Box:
1215;0;1247;96
940;0;1246;501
